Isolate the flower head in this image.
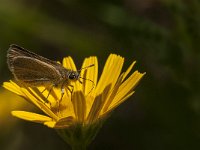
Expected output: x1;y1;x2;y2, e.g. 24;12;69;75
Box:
3;54;145;148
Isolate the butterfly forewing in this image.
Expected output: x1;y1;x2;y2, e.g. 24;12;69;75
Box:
7;44;61;70
7;45;65;86
11;56;63;86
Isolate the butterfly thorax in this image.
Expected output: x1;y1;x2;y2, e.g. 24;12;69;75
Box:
59;67;80;84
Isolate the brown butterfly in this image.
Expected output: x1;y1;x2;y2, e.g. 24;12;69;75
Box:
7;44;94;99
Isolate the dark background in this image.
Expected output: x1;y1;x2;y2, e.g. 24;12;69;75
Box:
0;0;200;150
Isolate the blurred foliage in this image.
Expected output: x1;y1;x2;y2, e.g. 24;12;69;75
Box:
0;0;200;150
0;89;34;149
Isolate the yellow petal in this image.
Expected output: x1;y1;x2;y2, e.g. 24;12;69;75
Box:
101;91;135;117
20;88;59;120
110;71;145;109
112;91;135;110
122;61;136;81
86;94;102;124
72;91;86;122
87;84;111;123
54;116;74;128
95;54;124;97
80;56;98;96
44;121;56;128
11;111;52;123
3;81;23;96
44;117;74;128
101;73;124;114
62;56;77;71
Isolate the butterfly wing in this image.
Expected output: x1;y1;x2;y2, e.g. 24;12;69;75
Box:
7;44;60;71
8;56;62;86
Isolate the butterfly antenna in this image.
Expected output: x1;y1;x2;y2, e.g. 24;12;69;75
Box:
79;77;95;95
77;64;95;94
78;64;94;72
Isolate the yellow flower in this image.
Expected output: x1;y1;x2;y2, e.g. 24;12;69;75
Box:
3;54;145;149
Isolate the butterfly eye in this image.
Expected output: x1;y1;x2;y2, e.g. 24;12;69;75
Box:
69;73;77;80
69;74;75;79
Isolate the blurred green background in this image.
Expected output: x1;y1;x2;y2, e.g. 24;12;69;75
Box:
0;0;200;150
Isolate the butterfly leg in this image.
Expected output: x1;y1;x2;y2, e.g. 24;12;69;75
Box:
60;87;65;101
46;84;55;99
60;81;67;102
67;85;74;93
41;87;47;93
66;85;74;101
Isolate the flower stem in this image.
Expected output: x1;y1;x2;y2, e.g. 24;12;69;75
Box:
57;121;104;150
71;143;87;150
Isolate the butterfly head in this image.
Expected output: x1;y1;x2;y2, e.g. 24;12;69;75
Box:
67;71;80;81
